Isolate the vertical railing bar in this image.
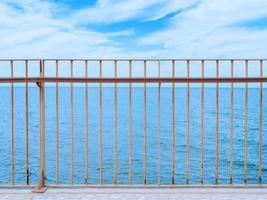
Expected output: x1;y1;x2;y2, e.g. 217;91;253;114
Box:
258;59;263;184
244;60;248;184
38;59;46;189
99;60;103;185
200;60;204;184
129;60;132;185
158;60;161;185
144;60;147;185
25;60;29;185
43;59;46;187
114;60;118;184
11;60;14;185
171;60;175;184
55;60;59;184
230;60;234;184
85;60;89;184
70;60;74;184
215;60;219;184
186;60;190;184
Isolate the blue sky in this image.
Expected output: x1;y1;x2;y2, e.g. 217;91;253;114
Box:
1;0;267;58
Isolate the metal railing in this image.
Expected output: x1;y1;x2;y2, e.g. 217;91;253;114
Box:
0;59;266;190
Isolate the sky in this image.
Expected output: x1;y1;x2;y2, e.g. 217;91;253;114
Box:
1;0;267;59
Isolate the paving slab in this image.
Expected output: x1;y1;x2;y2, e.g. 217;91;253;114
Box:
1;188;267;200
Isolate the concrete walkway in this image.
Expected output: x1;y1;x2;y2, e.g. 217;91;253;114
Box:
1;188;267;200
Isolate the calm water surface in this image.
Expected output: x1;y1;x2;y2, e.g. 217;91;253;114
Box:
0;87;266;185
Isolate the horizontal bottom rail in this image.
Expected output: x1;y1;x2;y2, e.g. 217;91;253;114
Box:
35;184;267;189
1;184;267;189
0;77;266;83
0;185;35;188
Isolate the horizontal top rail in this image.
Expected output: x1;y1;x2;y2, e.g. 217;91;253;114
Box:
0;77;266;83
0;58;267;61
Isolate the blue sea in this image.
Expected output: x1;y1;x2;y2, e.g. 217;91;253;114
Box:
0;86;266;185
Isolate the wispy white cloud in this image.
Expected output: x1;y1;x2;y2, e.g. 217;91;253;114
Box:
138;0;267;58
0;0;133;58
70;0;198;24
107;28;135;37
1;0;267;59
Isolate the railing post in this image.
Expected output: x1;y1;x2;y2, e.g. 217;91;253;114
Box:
33;59;47;193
